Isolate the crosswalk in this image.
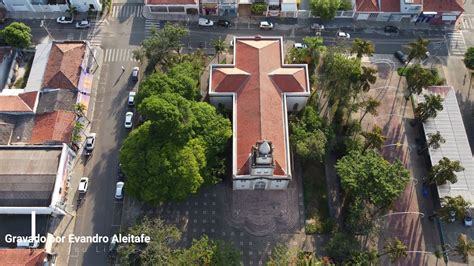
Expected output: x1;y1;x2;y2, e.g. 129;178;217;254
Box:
145;19;162;38
447;31;467;56
461;15;474;30
86;21;104;46
111;4;143;18
104;48;139;62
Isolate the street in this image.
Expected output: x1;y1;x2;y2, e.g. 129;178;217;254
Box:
10;4;472;264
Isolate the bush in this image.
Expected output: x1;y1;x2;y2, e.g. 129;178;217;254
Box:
250;3;267;15
338;0;352;10
397;67;408;76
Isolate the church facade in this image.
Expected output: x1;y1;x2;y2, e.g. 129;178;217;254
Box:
208;36;310;190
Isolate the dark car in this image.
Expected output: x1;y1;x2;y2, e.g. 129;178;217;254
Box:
394;50;408;64
216;20;231;27
384;25;399;33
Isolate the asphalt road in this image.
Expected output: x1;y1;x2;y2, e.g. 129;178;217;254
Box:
7;8;454;265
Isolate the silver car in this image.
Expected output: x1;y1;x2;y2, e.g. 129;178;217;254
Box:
115;182;124;199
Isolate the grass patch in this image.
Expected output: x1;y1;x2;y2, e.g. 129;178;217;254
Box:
303;160;333;234
14;56;33;88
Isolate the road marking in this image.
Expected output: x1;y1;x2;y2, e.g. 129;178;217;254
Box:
111;4;143;18
104;48;138;62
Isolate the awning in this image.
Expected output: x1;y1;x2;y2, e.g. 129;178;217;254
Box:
281;0;296;11
238;0;251;4
268;0;279;6
442;15;457;21
422;11;437;15
356;13;369;20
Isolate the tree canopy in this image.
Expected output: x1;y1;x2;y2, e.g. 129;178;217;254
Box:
405;37;430;64
117;217;241;265
405;64;445;97
351;38;375;58
2;22;32;49
425;157;464;185
415;94;444;122
310;0;341;20
437;196;471;222
120;93;232;203
336;149;410;209
464;47;474;70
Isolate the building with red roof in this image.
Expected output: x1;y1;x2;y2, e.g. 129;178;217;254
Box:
0;249;46;266
209;36;310;190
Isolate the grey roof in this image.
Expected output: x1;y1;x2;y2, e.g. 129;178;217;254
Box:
36;89;77;114
0;114;35;144
0;214;48;248
0;146;62;207
420;86;474;202
24;43;51;93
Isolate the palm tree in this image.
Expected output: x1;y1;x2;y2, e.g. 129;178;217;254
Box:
436;196;471;222
425;157;464;185
357;66;377;92
361;125;386;152
66;5;78;18
303;36;325;66
427;131;446;149
415;94;443;123
380;238;408;263
359;97;380;123
212;38;226;62
405;64;445;99
405;37;430;65
351;38;375;58
74;103;86;117
455;234;474;263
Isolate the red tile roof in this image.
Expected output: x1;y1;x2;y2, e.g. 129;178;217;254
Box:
380;0;400;12
42;42;85;89
423;0;463;12
146;0;197;5
0;92;38;113
211;37;308;176
0;249;46;266
355;0;379;12
31;110;75;144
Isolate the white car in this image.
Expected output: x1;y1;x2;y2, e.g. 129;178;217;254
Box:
115;182;124;199
336;31;350;39
124;112;133;128
259;21;273;30
75;20;90;29
56;16;73;24
128;92;136;106
85;133;96;151
78;177;89;193
198;18;214;27
131;67;139;81
310;23;324;31
293;43;307;49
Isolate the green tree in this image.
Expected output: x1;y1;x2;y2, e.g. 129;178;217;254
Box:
381;238;408;263
290;105;332;162
2;22;32;49
359;97;380;123
325;233;359;263
455;234;474;263
310;0;341;20
415;94;443;123
142;23;188;70
361;125;386;152
303;36;325;67
405;64;445;98
347;249;379;265
357;66;377;92
132;47;146;64
351;38;375;58
120;93;231;203
336;149;410;211
268;244;330;265
405;37;430;65
74;103;86;117
66;4;78;17
425;157;464;185
463;47;474;71
176;235;241;265
250;3;267;14
427;131;445;150
212;38;226;62
436;196;471;222
116;217;181;265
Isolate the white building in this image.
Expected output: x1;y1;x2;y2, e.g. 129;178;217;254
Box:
3;0;100;12
208;36;310;190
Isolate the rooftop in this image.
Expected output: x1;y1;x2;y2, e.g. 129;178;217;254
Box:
36;89;77;114
0;146;63;207
0;249;46;265
41;42;85;90
145;0;198;4
423;0;463;12
355;0;401;12
210;37;308;176
30;111;75;144
0;114;35;144
0;91;38;113
420;86;474;203
0;214;49;248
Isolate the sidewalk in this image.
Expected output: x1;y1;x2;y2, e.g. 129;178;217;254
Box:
49;47;104;266
7;11;68;20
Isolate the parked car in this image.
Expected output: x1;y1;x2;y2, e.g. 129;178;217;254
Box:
394;50;408;64
78;177;89;193
128;92;136;106
310;23;324;31
336;31;350;40
115;182;124;199
259;21;273;30
131;67;139;81
124;112;133;128
85;133;96;151
56;16;74;24
293;43;307;49
384;25;399;33
465;212;473;227
216;20;231;27
198;18;214;27
75;20;90;29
